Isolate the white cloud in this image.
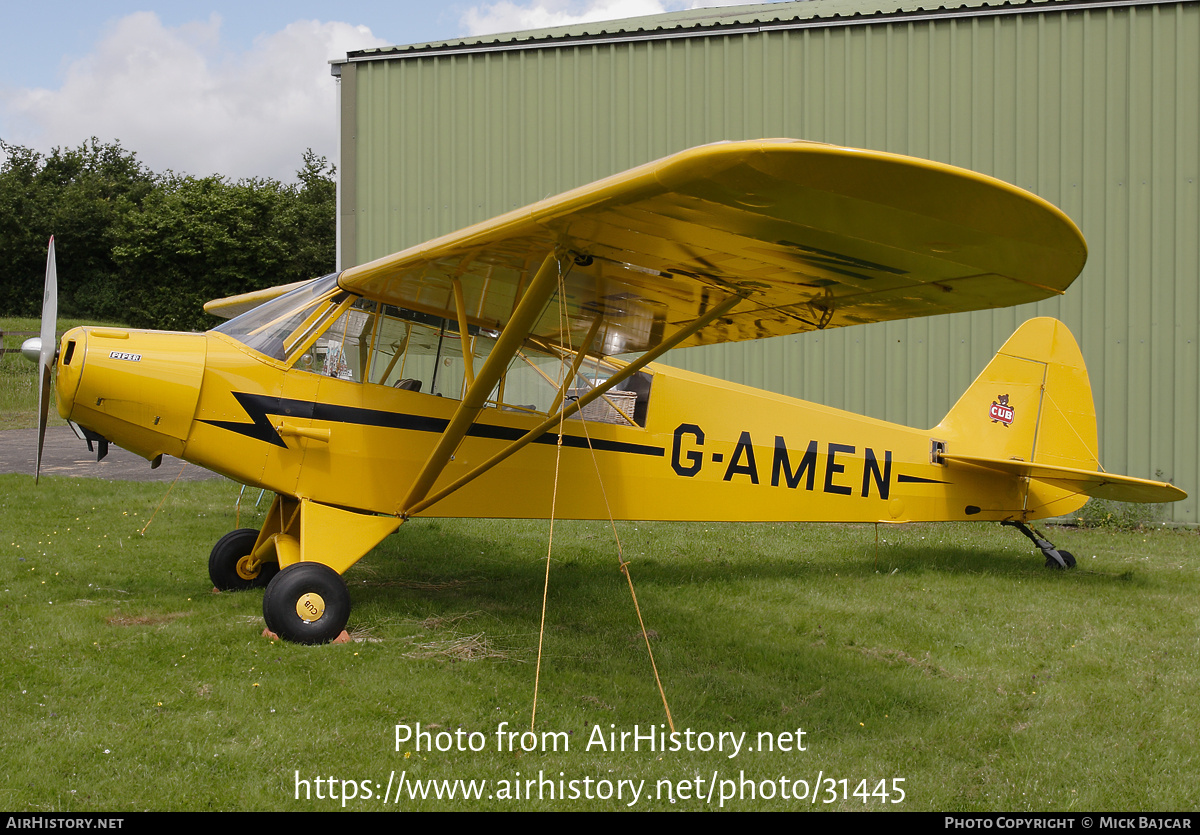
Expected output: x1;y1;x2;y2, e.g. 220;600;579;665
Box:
460;0;778;37
2;12;386;181
462;1;669;35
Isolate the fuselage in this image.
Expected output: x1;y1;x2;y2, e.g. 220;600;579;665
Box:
54;320;1067;525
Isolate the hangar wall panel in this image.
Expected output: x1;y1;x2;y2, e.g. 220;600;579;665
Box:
341;1;1200;522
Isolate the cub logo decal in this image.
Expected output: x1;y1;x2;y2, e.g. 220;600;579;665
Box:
989;394;1014;426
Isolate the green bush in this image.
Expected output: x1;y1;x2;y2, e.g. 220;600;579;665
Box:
1;139;335;331
1073;497;1166;530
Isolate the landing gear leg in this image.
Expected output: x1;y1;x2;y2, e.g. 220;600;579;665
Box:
249;495;401;643
1002;520;1077;569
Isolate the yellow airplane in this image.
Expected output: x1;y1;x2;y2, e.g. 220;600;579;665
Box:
24;140;1185;644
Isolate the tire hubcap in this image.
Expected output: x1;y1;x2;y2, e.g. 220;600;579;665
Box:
296;592;326;622
235;555;260;580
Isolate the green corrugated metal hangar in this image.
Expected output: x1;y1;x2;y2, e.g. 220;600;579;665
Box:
330;0;1199;524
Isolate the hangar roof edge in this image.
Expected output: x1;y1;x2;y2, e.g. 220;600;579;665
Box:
334;0;1187;65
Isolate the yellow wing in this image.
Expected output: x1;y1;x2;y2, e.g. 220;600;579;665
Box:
335;139;1087;356
207;140;1087;352
204;280;312;320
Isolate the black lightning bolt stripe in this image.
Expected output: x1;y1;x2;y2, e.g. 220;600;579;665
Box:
896;473;949;484
200;392;665;457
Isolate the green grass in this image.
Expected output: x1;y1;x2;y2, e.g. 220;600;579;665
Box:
1;472;1197;811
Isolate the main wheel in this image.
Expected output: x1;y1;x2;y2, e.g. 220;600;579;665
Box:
262;562;351;645
209;528;279;590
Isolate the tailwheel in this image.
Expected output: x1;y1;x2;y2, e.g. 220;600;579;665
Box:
1046;550;1077;570
1002;520;1077;570
262;562;350;645
209;528;279;590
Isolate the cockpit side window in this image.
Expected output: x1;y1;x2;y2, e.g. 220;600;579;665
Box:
215;281;652;425
291;296;377;381
366;306;462;395
350;302;653;424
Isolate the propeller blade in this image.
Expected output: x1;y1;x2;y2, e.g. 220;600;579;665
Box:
35;236;57;484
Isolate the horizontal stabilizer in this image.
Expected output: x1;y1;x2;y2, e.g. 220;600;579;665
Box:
943;454;1187;504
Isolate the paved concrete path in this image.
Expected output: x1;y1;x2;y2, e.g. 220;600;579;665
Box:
0;426;220;482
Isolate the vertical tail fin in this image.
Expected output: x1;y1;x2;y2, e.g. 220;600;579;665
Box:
934;318;1100;471
935;318;1184;515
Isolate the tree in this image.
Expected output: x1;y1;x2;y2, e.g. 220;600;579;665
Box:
0;138;154;318
112;151;337;331
0;142;46;315
113;174;291;329
281;149;337;284
0;139;336;330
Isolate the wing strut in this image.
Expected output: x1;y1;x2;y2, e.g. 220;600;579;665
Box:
402;290;747;518
399;251;566;514
451;278;476;389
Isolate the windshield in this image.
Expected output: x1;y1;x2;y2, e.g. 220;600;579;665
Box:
213;274;344;362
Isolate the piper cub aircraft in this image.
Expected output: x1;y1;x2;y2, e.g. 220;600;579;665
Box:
25;140;1185;644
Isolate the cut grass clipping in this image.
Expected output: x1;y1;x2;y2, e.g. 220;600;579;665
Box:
1;472;1197;811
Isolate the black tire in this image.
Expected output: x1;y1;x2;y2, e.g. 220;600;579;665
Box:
262;563;351;645
1044;550;1077;570
209;528;279;590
